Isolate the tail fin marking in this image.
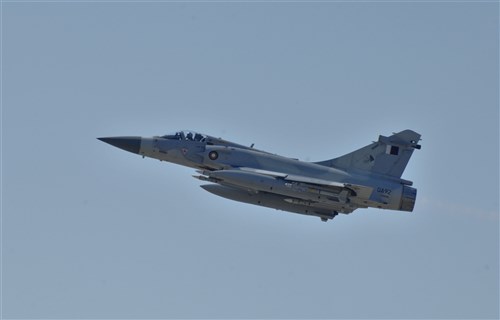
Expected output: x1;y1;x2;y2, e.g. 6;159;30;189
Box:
315;130;421;179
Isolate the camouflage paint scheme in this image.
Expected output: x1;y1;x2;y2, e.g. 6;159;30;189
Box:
98;130;421;222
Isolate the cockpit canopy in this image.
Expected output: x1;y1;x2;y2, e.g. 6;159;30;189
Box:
161;130;207;142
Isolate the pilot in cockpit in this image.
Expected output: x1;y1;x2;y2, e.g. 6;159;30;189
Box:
194;133;202;141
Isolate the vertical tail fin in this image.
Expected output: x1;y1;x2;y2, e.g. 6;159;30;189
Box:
316;130;421;178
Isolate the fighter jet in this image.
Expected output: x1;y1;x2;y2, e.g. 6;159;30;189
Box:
98;130;421;222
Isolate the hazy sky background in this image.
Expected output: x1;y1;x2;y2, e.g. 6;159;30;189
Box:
2;1;499;319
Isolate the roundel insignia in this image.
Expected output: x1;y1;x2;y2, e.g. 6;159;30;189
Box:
181;148;188;155
209;151;218;160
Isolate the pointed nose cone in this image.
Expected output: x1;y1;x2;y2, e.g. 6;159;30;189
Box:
98;136;142;154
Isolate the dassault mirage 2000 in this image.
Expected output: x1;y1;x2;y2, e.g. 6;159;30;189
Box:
98;130;421;222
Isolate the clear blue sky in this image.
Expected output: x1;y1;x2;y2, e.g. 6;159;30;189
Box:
2;2;498;318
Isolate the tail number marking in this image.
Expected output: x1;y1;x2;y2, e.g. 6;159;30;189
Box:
377;188;392;195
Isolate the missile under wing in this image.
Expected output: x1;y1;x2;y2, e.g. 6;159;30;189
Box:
98;130;421;222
